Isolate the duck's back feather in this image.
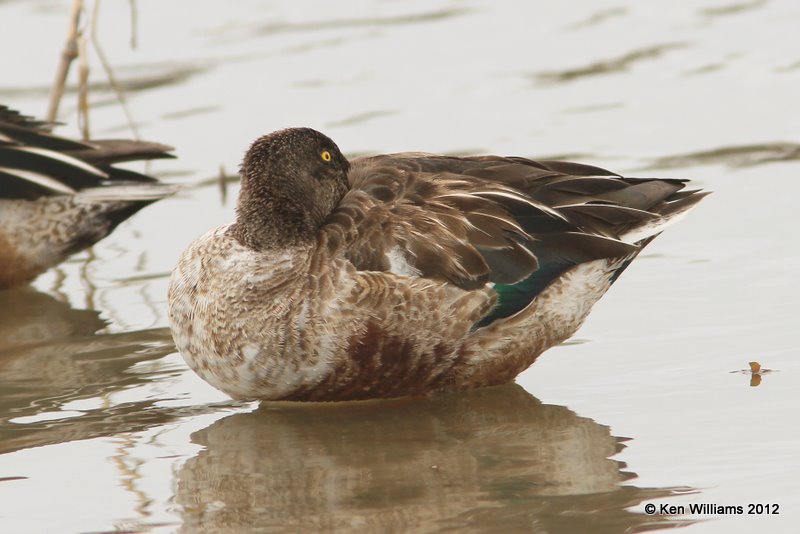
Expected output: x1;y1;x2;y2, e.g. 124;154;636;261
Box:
323;153;706;326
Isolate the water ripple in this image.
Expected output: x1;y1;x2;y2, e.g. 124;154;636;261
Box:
251;8;472;36
699;0;769;19
533;43;689;85
566;7;628;30
645;142;800;170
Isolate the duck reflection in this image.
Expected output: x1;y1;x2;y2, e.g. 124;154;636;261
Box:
176;385;692;532
0;288;199;454
0;287;105;352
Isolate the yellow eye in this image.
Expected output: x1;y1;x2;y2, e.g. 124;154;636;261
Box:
321;150;332;162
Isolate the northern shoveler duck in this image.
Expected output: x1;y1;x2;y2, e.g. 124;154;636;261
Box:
168;128;707;401
0;105;175;289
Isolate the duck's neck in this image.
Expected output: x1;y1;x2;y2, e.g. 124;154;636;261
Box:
229;184;318;251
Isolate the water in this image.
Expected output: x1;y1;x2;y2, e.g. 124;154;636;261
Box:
1;0;798;532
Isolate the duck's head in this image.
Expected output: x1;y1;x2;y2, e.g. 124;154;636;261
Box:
232;127;350;250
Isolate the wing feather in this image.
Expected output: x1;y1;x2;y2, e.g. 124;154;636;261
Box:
319;153;705;296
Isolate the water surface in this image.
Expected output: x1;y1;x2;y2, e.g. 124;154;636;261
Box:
0;0;798;532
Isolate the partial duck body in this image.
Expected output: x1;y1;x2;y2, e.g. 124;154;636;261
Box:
0;105;174;288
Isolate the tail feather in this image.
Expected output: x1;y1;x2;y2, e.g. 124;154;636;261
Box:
1;104;175;200
76;183;177;202
66;139;175;166
479;186;708;328
620;190;710;243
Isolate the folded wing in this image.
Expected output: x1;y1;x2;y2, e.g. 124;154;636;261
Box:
320;153;706;324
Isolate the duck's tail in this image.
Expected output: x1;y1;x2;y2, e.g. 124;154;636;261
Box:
1;104;174;201
479;172;709;327
455;180;708;388
608;185;710;284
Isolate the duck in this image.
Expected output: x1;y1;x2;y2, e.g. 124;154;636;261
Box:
168;127;707;401
0;104;175;289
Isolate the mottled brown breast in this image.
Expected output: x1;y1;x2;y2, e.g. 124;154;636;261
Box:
277;320;461;401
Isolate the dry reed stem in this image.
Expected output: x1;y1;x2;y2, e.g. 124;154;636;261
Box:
47;0;84;122
77;34;90;139
91;0;141;140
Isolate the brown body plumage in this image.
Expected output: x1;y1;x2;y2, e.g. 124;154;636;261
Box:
0;105;174;289
168;128;707;401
